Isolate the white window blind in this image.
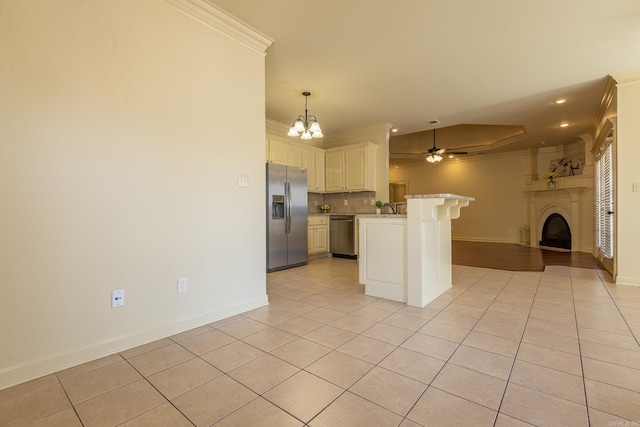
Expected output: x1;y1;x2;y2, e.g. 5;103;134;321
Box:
595;140;614;259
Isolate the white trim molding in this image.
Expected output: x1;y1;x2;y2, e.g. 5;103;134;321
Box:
164;0;274;55
0;296;268;391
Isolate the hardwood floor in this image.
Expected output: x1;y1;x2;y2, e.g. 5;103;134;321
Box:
451;240;603;272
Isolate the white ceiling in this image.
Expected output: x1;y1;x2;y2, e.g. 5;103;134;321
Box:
210;0;640;158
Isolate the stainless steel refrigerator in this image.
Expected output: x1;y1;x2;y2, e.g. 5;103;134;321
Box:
266;163;308;272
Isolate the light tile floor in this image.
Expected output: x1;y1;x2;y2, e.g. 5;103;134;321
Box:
2;258;640;426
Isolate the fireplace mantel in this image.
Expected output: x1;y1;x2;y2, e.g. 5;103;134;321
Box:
524;175;593;253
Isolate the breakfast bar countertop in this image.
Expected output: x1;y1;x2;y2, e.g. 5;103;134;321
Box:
356;214;407;218
405;193;475;201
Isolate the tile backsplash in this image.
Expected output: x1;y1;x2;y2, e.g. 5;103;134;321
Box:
308;191;378;214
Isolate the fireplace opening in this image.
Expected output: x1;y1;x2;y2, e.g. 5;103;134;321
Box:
540;213;571;250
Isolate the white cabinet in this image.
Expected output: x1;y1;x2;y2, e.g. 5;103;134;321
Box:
324;143;376;192
303;147;325;192
266;138;303;167
308;216;329;254
267;138;289;165
266;137;375;194
288;144;303;168
359;216;407;303
324;149;345;192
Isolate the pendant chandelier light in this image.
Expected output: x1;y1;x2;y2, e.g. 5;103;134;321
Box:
287;91;323;140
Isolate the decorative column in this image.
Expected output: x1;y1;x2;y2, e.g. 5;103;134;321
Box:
567;188;584;252
524;148;539;184
577;133;594;176
406;194;474;307
527;193;540;248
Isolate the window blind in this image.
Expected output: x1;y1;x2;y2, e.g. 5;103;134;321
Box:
595;140;614;259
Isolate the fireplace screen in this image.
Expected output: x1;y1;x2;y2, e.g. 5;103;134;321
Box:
540;213;571;250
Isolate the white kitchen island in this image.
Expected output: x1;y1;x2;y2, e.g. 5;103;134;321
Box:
358;194;474;307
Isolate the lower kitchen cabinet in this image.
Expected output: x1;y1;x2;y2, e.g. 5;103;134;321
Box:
308;216;329;255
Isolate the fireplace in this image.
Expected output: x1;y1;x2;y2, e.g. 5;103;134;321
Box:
525;184;592;253
540;213;571;250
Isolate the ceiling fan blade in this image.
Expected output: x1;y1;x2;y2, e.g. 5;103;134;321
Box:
389;152;430;159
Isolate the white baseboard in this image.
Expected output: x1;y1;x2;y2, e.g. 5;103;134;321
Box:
0;295;269;391
452;237;520;244
615;276;640;287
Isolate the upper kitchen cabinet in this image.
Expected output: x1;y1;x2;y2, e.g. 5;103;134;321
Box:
266;138;303;167
267;138;288;164
303;146;325;192
325;142;377;192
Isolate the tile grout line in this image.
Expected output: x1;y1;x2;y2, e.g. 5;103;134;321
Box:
53;372;86;427
568;268;592;427
390;268;517;425
492;268;544;427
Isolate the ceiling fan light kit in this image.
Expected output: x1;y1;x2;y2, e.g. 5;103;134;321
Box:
288;91;323;139
426;153;442;163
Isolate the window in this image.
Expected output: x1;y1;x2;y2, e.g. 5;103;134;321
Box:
595;138;614;259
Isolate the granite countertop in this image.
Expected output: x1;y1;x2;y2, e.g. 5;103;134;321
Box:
405;193;475;201
357;214;407;218
308;212;360;216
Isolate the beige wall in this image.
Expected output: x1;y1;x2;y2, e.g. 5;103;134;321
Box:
613;70;640;286
0;0;269;389
390;153;529;243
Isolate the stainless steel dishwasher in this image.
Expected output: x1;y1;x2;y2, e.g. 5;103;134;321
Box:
330;215;356;258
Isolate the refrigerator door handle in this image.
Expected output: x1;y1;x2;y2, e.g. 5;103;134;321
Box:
285;181;291;234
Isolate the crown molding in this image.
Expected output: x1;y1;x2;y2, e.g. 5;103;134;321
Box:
612;68;640;85
592;117;616;157
323;123;394;144
590;76;617;140
266;119;290;135
164;0;273;55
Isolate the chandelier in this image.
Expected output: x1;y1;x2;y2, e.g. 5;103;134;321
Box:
287;91;323;140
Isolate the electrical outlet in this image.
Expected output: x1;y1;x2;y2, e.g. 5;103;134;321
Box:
112;289;124;308
343;199;348;206
178;277;188;293
633;182;640;192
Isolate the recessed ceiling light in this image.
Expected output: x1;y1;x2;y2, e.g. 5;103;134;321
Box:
559;123;570;128
554;99;567;104
391;128;398;133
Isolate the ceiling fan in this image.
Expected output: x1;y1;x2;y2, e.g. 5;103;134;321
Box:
423;128;468;163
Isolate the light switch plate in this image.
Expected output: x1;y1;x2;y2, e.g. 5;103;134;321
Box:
633;182;640;192
237;175;249;187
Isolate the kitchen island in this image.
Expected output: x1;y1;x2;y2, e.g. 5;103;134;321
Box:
358;194;474;307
